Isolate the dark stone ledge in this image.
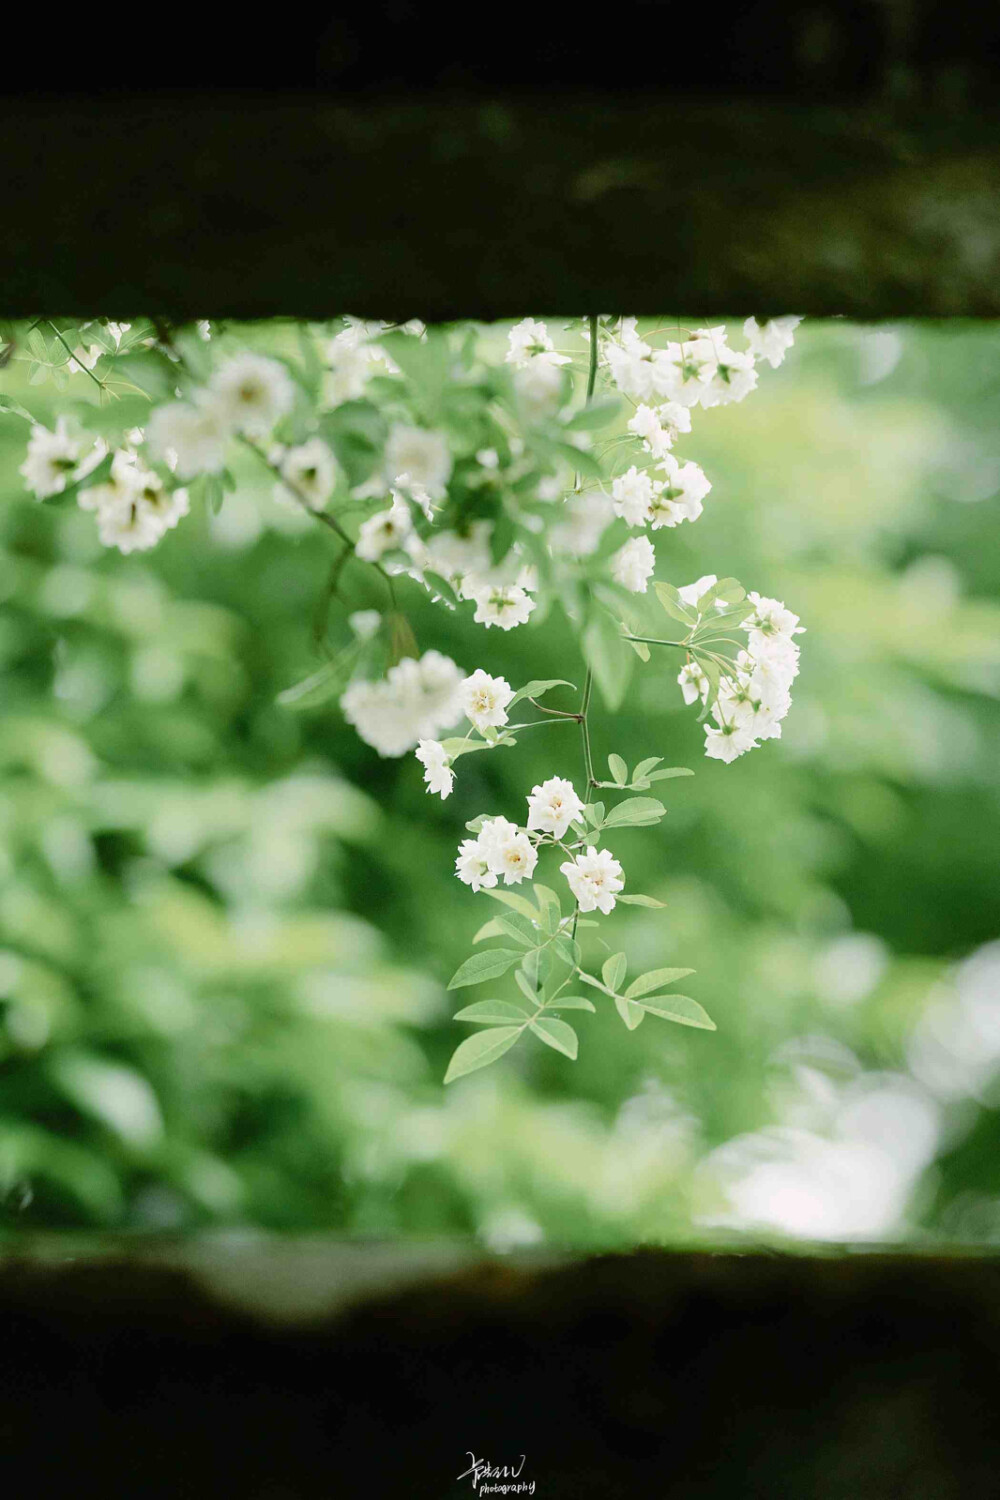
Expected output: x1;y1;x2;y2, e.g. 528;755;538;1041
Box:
2;1239;999;1496
3;93;1000;320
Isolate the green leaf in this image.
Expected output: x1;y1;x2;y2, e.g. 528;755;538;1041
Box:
0;394;38;422
608;754;628;786
319;400;388;488
615;995;645;1030
483;888;539;921
697;576;746;609
625;967;695;999
583;611;633;712
472;918;505;943
277;656;354;710
548;995;596;1012
579;971;611;995
563;394;621;431
532;883;561;933
521;947;553;992
489;508;516;566
551;933;581;967
379;328;451;418
602;797;666;828
550;438;603;479
454;999;531;1025
508;678;576;709
448;949;523;990
602;952;627;993
637;994;716;1030
530;1016;578;1059
439;737;492;759
616;894;667;908
654;581;698;628
515;970;543;1006
646;767;694;781
423;571;461;608
444;1026;522;1082
626;638;651;663
113;349;178;400
632;756;663;781
493;910;543;948
584;801;606;827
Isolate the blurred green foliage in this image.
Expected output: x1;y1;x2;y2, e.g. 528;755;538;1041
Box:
0;320;998;1246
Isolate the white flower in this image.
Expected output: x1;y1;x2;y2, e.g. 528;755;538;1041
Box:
340;650;463;757
738;647;796;708
626;400;693;457
130;469;189;535
279;438;337;510
477;818;538;886
355;495;414;562
348;609;381;640
81;454;189;554
744;315;802;369
513;358;566;417
147;396;229;476
526;776;584;839
477;815;521;864
550;490;615;557
492;831;537;885
19;420;82;499
461;670;515;732
505;318;570;369
648;453;711;528
704;718;758;763
742;592;802;655
415;739;454;798
476;448;500;471
678;661;710;706
470;583;536;630
611;465;657;527
423;522;493;588
77;449;142;512
602;323;656;401
323;335;379;406
627;404;685;459
611;535;656;593
455;838;498;892
676;574;718;609
560;846;625;915
696;339;758;407
95;495;164;554
655;401;692;443
383;425;452;498
209;353;295;437
650;341;714;406
392;471;436;521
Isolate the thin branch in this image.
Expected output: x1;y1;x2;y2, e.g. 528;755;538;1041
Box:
47;321;107;393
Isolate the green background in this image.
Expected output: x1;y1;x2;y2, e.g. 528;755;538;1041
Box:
0;319;998;1248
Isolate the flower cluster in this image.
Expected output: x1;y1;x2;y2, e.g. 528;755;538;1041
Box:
669;575;804;762
703;592;803;763
455;775;627;917
20;422;190;553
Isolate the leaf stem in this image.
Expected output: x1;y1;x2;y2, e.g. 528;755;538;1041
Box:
237;434;396;605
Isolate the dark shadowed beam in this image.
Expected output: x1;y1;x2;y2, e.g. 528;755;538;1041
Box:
2;1244;1000;1496
2;92;1000;321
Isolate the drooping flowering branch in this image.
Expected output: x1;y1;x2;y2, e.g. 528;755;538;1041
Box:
3;311;805;1081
